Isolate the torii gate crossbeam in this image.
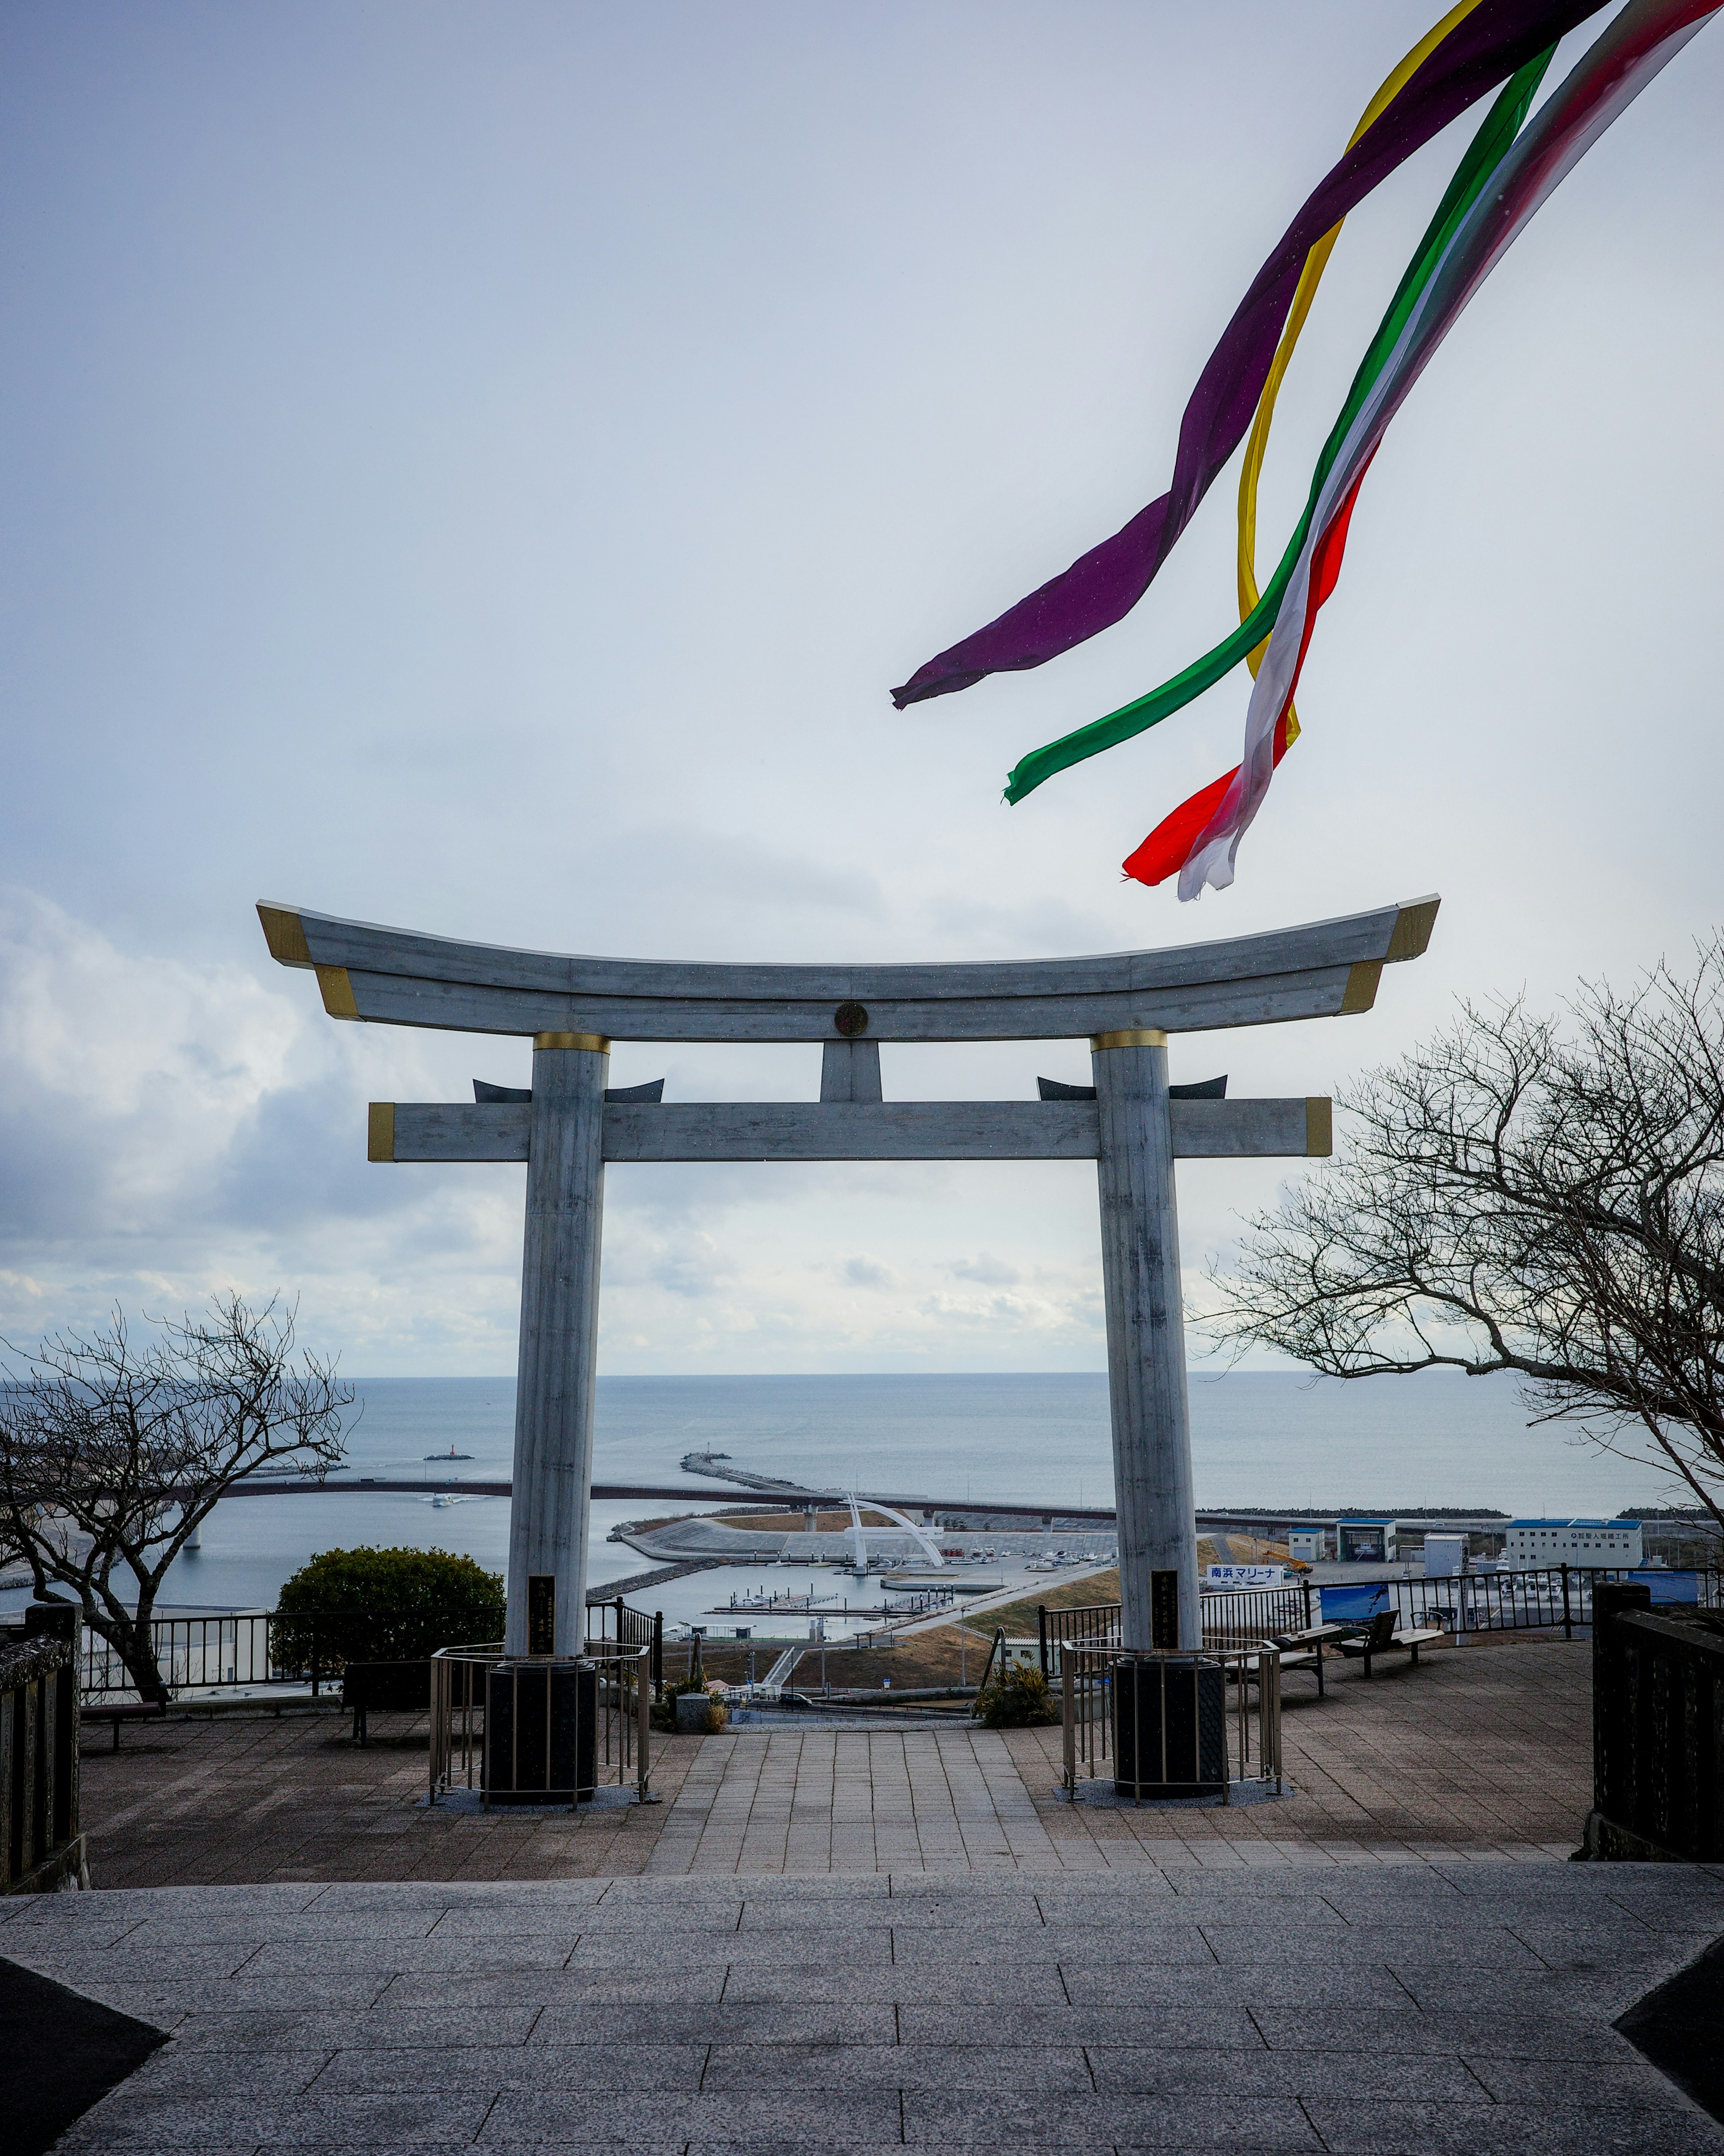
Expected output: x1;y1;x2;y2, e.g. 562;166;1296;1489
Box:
259;894;1437;1659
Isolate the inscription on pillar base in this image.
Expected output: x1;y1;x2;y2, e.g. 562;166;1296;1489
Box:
527;1575;556;1658
1151;1570;1180;1649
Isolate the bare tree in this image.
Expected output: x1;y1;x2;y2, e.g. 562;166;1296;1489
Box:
1208;942;1724;1530
0;1295;352;1698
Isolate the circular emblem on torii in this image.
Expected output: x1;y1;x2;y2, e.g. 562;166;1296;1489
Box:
833;1001;869;1037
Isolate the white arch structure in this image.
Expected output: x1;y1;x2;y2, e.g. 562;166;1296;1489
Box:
846;1493;946;1570
258;891;1436;1657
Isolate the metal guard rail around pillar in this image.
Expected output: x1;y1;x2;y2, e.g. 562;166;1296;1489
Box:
428;1638;656;1809
2;1607;88;1893
1057;1642;1282;1803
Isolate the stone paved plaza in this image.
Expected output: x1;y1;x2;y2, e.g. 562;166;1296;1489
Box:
8;1862;1724;2152
79;1636;1591;1885
9;1632;1724;2151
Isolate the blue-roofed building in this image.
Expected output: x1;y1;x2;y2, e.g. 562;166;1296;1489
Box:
1505;1519;1642;1567
1335;1519;1397;1563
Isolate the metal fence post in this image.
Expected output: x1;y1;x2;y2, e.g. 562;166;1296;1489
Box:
637;1648;654;1803
310;1614;321;1699
1061;1652;1076;1799
1561;1563;1573;1641
1301;1577;1313;1628
1038;1605;1049;1680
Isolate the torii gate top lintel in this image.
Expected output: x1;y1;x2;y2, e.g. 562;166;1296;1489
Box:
256;895;1438;1043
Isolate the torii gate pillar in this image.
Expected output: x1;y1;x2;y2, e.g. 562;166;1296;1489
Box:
506;1033;608;1656
1093;1029;1196;1651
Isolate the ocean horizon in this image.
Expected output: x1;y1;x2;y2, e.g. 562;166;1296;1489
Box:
1;1367;1682;1622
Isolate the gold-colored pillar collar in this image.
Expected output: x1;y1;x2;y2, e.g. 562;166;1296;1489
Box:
1090;1028;1167;1051
533;1031;611;1053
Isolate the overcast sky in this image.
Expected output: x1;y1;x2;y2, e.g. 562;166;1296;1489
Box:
2;1;1719;1378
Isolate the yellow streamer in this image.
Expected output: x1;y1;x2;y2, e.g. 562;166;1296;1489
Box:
1236;0;1483;747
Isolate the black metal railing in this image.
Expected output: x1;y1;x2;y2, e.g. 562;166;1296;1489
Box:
79;1607;506;1700
1037;1601;1122;1673
1038;1568;1724;1674
968;1627;1008;1719
2;1606;85;1893
1199;1584;1310;1650
1037;1586;1311;1673
79;1599;665;1702
1379;1565;1724;1641
1587;1581;1724;1861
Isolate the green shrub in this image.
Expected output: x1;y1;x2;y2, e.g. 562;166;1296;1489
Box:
976;1662;1060;1729
273;1546;505;1672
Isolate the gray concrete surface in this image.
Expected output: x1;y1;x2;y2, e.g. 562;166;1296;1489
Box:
4;1861;1723;2152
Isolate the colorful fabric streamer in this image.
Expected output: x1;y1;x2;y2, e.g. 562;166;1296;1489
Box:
1004;42;1558;807
1231;8;1496;752
1126;0;1719;897
1106;42;1564;869
890;0;1615;709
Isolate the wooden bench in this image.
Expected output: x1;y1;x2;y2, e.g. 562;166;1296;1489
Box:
342;1660;431;1744
1335;1608;1447;1677
1262;1622;1348;1698
80;1697;168;1751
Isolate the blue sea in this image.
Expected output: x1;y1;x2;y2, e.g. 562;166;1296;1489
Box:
1;1369;1673;1622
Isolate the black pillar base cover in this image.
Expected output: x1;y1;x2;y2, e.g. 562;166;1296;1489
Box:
1113;1654;1227;1798
483;1658;598;1803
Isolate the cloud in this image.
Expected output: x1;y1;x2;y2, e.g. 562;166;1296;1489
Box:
0;888;1124;1374
0;885;303;1230
603;828;887;929
948;1252;1021;1286
0;886;522;1354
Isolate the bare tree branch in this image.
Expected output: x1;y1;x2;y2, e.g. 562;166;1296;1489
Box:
0;1295;353;1696
1206;942;1724;1535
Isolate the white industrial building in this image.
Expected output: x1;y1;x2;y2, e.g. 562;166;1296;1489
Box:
1505;1518;1642;1567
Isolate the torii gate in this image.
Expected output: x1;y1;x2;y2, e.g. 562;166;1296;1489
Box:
258;893;1437;1661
